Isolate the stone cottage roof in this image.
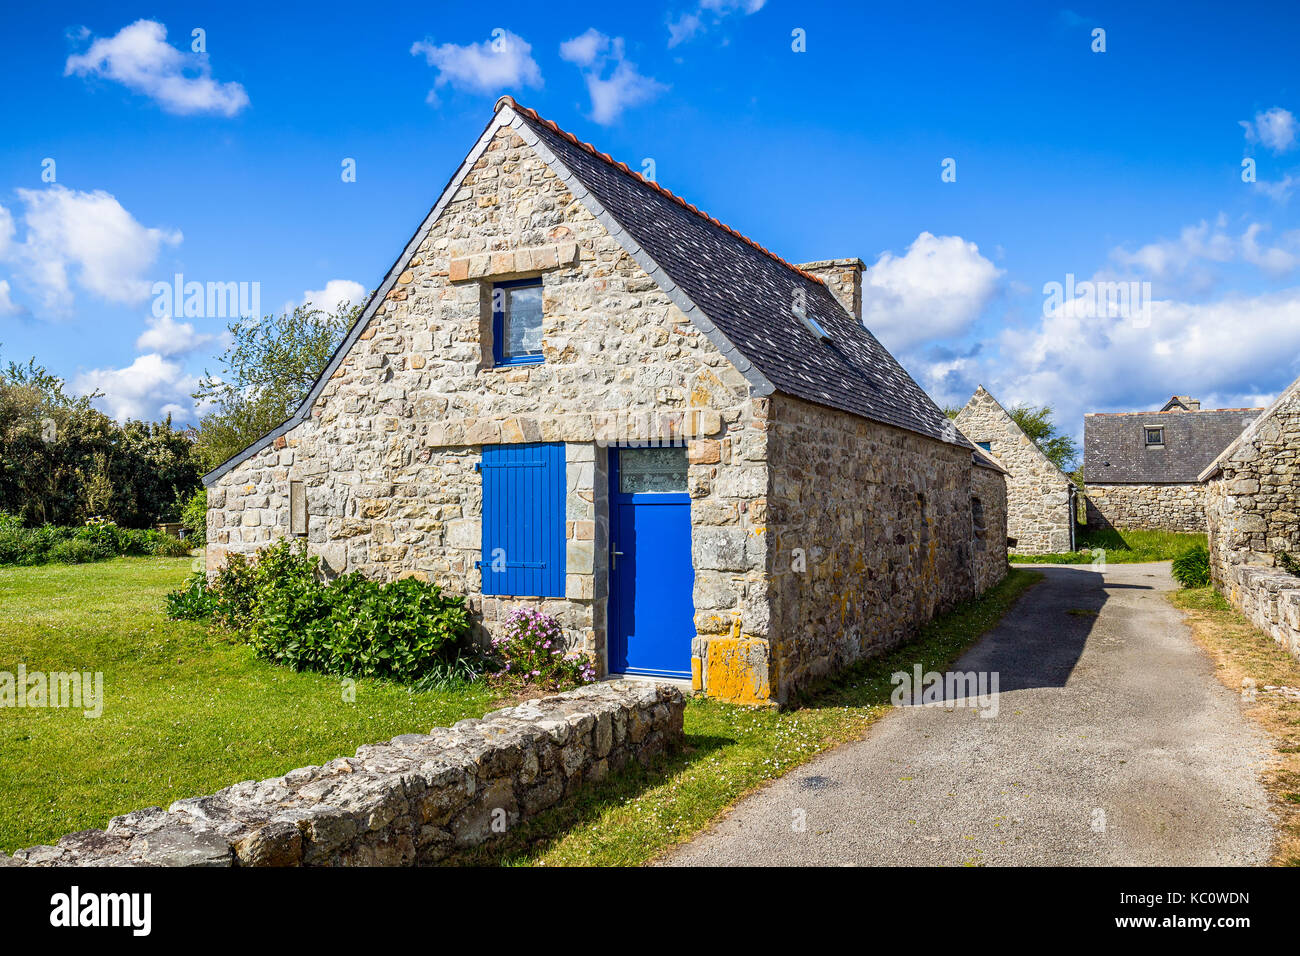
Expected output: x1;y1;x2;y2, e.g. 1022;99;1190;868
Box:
1200;376;1300;481
204;98;970;485
1084;403;1261;484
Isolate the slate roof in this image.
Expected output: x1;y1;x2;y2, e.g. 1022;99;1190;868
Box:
1084;405;1261;483
510;101;966;448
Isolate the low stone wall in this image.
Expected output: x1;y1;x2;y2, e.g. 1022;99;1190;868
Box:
1084;482;1205;532
1;681;684;867
1219;564;1300;663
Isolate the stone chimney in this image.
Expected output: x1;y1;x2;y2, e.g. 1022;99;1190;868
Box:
1162;395;1201;412
797;258;864;321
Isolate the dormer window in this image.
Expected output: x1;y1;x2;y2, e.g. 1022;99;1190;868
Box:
492;278;544;366
1144;426;1164;447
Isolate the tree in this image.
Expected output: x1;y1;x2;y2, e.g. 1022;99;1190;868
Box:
0;352;202;526
1008;404;1079;472
194;300;362;471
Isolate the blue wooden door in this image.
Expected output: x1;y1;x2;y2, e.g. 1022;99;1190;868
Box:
609;447;694;678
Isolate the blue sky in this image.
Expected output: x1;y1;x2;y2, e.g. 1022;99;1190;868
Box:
1;1;1298;447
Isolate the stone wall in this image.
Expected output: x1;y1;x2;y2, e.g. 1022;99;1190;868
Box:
971;463;1011;593
2;681;684;867
208;123;767;670
758;394;1007;703
1215;565;1300;663
954;386;1074;554
1084;482;1205;532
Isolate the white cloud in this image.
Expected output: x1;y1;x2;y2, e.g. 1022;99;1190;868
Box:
860;232;1003;351
1109;217;1234;283
65;19;249;117
992;288;1300;436
297;278;366;316
1241;223;1300;277
559;28;607;68
73;353;198;423
410;30;542;101
668;0;766;47
0;280;21;316
1;186;181;312
1256;174;1297;203
134;314;215;356
560;32;666;125
1241;107;1297;153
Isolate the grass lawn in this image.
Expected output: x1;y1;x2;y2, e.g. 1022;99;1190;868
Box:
457;567;1042;866
1010;527;1206;565
0;557;497;854
1171;586;1300;866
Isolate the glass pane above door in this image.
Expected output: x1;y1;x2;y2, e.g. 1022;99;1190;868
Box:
618;446;687;494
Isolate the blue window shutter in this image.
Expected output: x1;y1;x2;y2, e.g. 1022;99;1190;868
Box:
480;443;566;597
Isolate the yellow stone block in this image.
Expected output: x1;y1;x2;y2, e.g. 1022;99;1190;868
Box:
704;638;771;706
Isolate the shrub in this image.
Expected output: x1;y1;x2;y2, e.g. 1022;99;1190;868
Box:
152;534;193;557
181;488;207;546
490;607;595;691
47;538;101;564
1278;551;1300;578
1171;544;1211;589
206;551;264;629
165;572;219;619
253;566;473;683
167;539;477;685
75;517;121;558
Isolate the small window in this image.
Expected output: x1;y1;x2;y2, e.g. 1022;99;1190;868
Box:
1144;427;1164;447
492;278;544;366
976;441;992;452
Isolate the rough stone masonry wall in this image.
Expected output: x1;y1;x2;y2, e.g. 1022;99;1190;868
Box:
954;388;1073;554
1084;482;1206;532
2;682;684;867
208;124;767;670
971;463;1010;593
1215;564;1300;663
1204;389;1300;664
761;394;1007;703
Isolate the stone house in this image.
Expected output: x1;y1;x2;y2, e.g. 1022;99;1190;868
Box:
1201;375;1300;660
1083;396;1261;532
203;97;1008;706
954;386;1076;554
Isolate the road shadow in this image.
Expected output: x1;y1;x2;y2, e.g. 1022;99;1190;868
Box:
947;565;1106;693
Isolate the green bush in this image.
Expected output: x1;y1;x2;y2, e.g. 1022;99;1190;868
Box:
1171;543;1211;588
181;488;207;546
47;538;101;564
165;572;219;619
167;539;476;684
152;534;192;557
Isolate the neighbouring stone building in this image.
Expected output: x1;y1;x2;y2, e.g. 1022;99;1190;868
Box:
954;385;1076;554
1084;395;1261;532
204;97;1008;707
1202;375;1300;661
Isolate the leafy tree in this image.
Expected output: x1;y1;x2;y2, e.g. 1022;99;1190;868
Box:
194;300;362;471
1008;404;1079;472
0;350;203;527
